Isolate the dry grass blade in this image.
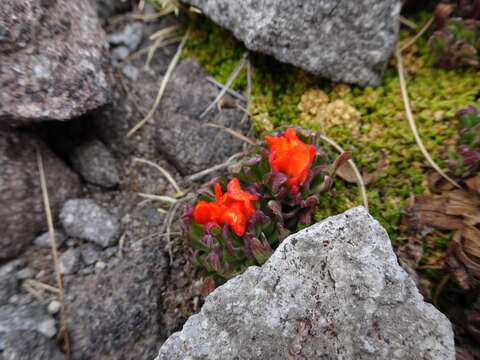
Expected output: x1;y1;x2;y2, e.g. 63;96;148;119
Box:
129;36;182;61
395;48;461;189
133;157;183;195
400;16;418;30
206;77;246;102
24;279;61;294
319;135;369;210
187;152;246;181
137;192;178;203
149;25;180;41
36;147;70;358
203;123;256;145
199;53;247;119
399;17;433;52
127;26;191;137
241;56;252;125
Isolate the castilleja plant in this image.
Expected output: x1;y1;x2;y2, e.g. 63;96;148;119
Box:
182;127;350;292
447;106;480;177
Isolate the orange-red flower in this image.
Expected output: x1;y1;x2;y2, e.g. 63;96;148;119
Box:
265;128;316;194
193;177;258;236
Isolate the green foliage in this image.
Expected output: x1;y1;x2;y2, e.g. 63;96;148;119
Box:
182;14;480;247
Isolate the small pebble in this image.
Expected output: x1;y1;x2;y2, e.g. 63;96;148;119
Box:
95;261;106;270
34;230;67;248
15;267;35;280
48;300;61;315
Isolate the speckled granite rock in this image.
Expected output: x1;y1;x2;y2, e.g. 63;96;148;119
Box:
181;0;402;86
60;199;120;248
0;0;111;125
157;207;455;360
0;130;81;260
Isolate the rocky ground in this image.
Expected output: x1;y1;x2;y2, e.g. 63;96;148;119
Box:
1;0;479;359
0;1;249;358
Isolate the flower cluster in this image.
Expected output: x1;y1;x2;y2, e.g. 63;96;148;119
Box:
182;127;349;292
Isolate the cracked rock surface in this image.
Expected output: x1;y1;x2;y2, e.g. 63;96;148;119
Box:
181;0;401;86
0;0;111;124
156;207;454;360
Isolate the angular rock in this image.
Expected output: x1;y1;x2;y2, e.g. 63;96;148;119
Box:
65;236;168;359
79;243;103;266
0;261;23;306
182;0;402;86
155;60;246;175
34;230;67;249
92;0;132;20
0;0;111;125
0;130;81;260
107;22;144;52
157;207;455;360
2;330;64;360
70;139;120;188
58;248;82;275
0;304;56;350
60;199;120;248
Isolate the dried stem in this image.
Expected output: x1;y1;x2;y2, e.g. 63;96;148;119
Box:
399;17;433;52
136;192;178;204
395;48;461;189
36;147;70;358
203;123;256;145
127;26;191;137
199;53;247;119
187;152;246;182
400;16;418;30
240;56;252;125
133;157;183;195
206;77;246;102
319;135;369;210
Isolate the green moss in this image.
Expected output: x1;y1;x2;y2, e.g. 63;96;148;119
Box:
182;14;480;259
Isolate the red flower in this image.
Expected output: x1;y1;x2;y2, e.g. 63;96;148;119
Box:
193;177;258;236
265;128;316;194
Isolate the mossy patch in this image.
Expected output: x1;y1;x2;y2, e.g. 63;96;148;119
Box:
183;14;480;257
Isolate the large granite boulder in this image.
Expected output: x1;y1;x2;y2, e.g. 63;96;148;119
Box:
157;207;455;360
0;130;81;260
0;0;111;125
182;0;402;86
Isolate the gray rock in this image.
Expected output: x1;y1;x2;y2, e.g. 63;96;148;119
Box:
157;207;455;360
0;130;81;260
0;304;56;350
107;22;144;51
155;60;246;175
65;235;168;359
0;0;111;125
15;267;35;280
58;248;82;275
47;301;61;315
182;0;402;86
79;243;102;265
0;261;23;306
111;46;131;65
34;230;67;249
70;139;120;188
122;64;140;81
60;199;120;248
2;330;64;360
93;0;131;20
